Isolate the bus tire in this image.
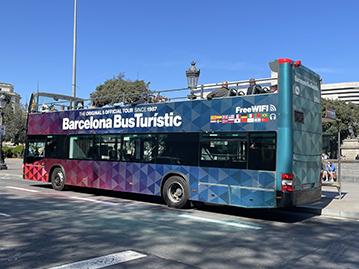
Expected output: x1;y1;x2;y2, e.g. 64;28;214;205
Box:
51;167;66;191
162;176;190;209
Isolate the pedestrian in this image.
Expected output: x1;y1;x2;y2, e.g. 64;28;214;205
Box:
323;161;337;182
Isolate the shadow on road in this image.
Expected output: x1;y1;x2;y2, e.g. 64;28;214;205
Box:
31;182;317;224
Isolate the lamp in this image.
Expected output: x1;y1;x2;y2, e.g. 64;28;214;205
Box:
186;61;200;100
0;94;8;170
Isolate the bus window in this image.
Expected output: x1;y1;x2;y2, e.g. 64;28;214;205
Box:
69;135;95;160
200;133;246;169
122;134;156;163
94;134;121;161
27;140;46;158
157;133;199;166
45;135;68;159
248;132;276;171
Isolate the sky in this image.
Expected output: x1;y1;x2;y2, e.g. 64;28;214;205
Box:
1;0;359;105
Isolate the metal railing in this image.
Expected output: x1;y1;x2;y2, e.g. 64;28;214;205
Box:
29;77;278;114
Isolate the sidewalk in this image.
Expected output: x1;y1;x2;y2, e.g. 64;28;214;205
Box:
1;158;359;220
0;158;23;178
295;181;359;220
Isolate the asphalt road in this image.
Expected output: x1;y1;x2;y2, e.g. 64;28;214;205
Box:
1;164;359;268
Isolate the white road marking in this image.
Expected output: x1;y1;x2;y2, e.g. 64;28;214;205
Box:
0;212;11;217
6;186;40;193
71;196;118;206
182;214;261;230
49;250;146;269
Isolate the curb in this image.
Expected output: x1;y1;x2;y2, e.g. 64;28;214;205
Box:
294;205;359;220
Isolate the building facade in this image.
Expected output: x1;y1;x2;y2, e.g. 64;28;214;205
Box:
0;82;21;110
321;82;359;105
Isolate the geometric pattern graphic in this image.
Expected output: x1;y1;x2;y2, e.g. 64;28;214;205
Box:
275;60;322;204
198;169;276;208
27;94;279;135
231;187;276;208
291;66;322;189
24;161;48;182
24;158;277;208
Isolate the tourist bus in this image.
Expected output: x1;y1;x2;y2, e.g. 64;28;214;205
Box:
23;58;322;209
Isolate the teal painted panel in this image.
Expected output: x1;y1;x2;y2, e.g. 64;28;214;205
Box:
230;186;276;208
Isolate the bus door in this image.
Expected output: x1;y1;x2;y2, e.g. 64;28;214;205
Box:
24;137;48;182
68;135;97;188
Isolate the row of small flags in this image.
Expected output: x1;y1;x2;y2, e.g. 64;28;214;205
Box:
210;113;269;124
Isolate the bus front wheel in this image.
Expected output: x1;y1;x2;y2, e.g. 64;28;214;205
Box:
51;167;66;191
162;176;190;209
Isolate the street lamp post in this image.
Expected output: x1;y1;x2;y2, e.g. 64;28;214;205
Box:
72;0;77;97
0;94;8;170
186;61;200;100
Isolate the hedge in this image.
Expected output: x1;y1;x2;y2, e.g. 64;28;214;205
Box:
2;146;24;158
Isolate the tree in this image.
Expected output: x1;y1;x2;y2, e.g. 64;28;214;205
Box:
90;73;151;104
1;93;26;144
321;98;359;158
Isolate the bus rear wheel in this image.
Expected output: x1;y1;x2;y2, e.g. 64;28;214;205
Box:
51;167;66;191
162;176;190;209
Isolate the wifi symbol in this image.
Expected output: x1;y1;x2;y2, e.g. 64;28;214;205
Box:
270;104;277;111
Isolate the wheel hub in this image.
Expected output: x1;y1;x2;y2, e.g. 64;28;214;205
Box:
174;188;183;197
54;173;63;186
169;184;183;202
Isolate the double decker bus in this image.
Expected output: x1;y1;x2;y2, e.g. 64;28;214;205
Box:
24;58;322;209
